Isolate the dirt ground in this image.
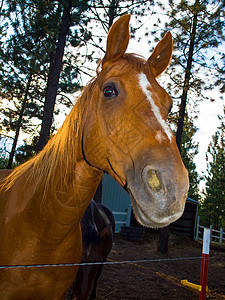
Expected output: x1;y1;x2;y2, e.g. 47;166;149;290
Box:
94;231;225;300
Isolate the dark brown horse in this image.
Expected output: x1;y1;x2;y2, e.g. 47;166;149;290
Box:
0;14;189;299
66;200;115;300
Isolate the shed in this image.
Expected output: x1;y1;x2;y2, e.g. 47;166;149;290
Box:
101;173;131;232
101;174;198;237
169;197;198;239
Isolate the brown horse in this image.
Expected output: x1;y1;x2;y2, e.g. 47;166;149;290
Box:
0;14;188;299
66;200;115;300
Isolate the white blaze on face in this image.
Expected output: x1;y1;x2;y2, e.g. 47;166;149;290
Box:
139;73;173;142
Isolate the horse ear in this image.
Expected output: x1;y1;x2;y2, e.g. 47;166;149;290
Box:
146;32;173;78
102;14;130;66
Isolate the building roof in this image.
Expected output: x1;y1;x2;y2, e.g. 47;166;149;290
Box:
186;197;198;205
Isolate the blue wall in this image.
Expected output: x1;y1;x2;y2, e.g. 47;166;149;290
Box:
101;174;131;232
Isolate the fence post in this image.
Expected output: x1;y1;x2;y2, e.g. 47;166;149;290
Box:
220;228;223;244
126;203;132;227
199;228;210;300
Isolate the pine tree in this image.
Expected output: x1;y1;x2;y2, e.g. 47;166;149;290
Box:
36;0;90;151
0;0;89;165
75;0;155;75
201;107;225;229
0;20;46;168
152;0;225;150
88;0;153;32
152;0;224;250
15;135;39;165
179;114;200;201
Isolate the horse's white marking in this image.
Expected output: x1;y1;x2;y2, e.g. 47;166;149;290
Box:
155;131;163;142
139;73;173;142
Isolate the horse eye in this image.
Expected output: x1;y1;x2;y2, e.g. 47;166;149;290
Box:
103;86;118;98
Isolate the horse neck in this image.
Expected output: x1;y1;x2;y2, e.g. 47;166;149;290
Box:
34;105;102;206
2;99;103;235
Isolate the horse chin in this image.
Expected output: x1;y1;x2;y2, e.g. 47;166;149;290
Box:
128;190;184;229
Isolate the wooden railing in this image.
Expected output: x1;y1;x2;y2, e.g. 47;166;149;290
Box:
195;216;225;245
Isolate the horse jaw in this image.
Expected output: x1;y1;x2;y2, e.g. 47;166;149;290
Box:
129;190;185;228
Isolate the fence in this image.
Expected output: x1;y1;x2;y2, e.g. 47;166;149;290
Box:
111;204;132;232
1;228;215;300
195;216;225;245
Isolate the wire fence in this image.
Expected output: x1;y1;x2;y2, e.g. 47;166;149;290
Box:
0;256;204;270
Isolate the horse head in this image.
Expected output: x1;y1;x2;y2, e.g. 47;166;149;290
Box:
82;15;189;228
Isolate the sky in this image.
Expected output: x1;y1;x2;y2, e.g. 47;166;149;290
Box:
194;97;224;175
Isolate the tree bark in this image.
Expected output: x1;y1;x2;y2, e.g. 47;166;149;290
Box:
36;0;72;153
7;74;32;169
175;0;199;151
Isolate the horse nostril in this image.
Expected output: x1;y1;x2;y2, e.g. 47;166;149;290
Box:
147;169;161;192
142;167;164;193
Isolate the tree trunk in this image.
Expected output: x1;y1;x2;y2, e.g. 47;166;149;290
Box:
7;74;32;169
175;0;199;151
157;226;170;253
36;0;72;153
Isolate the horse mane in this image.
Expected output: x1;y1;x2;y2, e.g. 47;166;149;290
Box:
99;53;147;77
0;79;97;200
123;53;146;70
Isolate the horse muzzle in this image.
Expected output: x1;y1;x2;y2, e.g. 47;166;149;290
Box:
127;163;189;228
